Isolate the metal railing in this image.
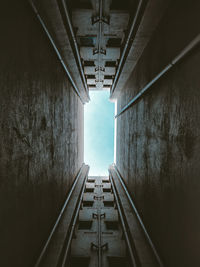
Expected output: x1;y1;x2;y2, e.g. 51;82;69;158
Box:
110;0;146;97
34;164;86;267
111;164;164;267
61;170;88;267
109;172;137;267
60;0;90;100
29;0;86;104
115;34;200;118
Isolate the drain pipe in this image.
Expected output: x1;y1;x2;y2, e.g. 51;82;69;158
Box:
34;164;85;267
110;0;146;97
115;34;200;118
61;168;89;267
112;164;164;267
97;0;104;83
109;172;137;267
60;0;90;100
28;0;85;104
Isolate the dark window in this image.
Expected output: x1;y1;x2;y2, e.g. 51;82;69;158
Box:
105;61;116;67
70;257;90;267
104;75;113;79
107;38;121;47
80;36;95;47
84;61;95;66
85;187;94;192
89;85;96;89
108;257;128;267
68;0;92;9
105;221;118;230
83;201;94;207
87;179;95;183
103;188;111;192
110;0;130;10
104;201;114;207
86;74;96;79
78;221;93;230
102;179;110;183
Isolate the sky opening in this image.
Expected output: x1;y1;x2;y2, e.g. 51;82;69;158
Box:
84;91;115;176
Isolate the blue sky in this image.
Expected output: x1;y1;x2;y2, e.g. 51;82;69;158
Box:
84;91;115;176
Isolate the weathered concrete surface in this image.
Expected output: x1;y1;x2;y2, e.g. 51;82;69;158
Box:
111;0;170;100
116;1;200;266
34;0;89;103
0;1;83;266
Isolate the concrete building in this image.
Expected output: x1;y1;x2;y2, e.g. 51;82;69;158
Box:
0;0;200;266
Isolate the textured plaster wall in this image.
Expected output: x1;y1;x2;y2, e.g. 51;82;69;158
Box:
116;1;200;266
0;1;83;266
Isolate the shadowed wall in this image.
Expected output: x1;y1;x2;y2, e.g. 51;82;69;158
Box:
0;1;83;266
116;1;200;266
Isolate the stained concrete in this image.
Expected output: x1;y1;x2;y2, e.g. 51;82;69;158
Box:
116;1;200;266
0;2;83;266
111;0;170;100
34;0;89;103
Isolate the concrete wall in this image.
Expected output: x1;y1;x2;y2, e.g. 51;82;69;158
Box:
0;2;83;266
116;1;200;266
